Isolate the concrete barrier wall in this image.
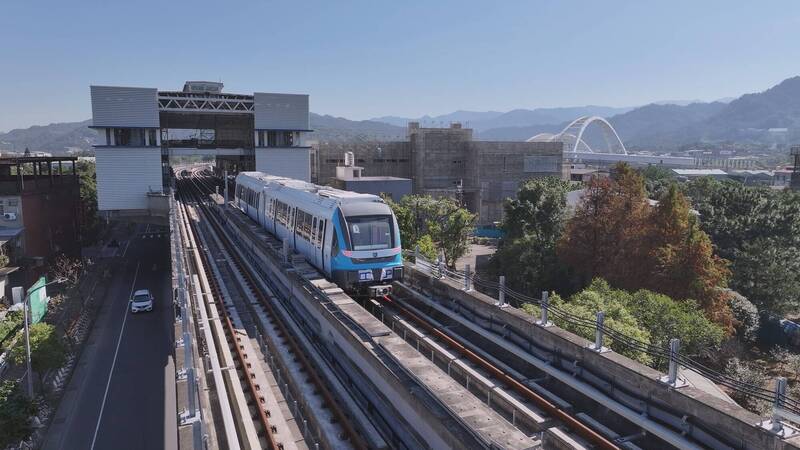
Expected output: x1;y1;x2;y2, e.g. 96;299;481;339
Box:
403;263;800;450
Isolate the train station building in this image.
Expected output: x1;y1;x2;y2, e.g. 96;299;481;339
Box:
89;81;311;218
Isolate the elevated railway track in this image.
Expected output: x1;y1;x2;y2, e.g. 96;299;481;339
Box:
172;166;800;450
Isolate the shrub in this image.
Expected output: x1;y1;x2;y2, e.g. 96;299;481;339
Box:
726;290;759;343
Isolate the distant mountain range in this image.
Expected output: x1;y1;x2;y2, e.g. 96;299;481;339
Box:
1;77;798;154
373;106;634;131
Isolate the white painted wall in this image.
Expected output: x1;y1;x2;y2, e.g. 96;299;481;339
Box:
255;148;310;181
95;147;163;211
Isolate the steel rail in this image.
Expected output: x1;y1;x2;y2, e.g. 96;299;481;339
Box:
177;174;280;450
381;293;621;450
183;171;369;450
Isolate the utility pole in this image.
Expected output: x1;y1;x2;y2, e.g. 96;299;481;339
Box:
12;279;65;398
12;287;32;397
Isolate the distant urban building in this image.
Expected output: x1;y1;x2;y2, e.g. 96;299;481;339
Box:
89;81;311;217
331;153;411;201
791;146;800;191
671;168;729;180
315;123;564;224
0;157;80;290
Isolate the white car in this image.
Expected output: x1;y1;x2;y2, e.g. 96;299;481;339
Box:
130;289;154;313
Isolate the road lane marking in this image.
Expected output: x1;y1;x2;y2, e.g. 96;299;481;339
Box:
90;261;140;450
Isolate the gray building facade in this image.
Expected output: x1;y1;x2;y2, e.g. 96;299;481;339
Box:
315;123;564;224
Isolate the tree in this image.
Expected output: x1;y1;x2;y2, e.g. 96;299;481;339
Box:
416;234;437;261
0;380;36;447
50;254;83;288
429;199;476;268
501;177;571;241
0;310;23;349
77;161;101;245
640;165;674;200
385;195;475;267
560;172;734;330
730;238;800;315
543;280;654;365
11;323;66;387
724;358;771;415
490;177;572;294
624;288;724;364
726;290;760;343
683;179;800;316
558;163;654;292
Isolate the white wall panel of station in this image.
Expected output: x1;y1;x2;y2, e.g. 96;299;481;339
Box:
255;148;310;181
254;93;310;130
90;86;159;128
95;147;163;210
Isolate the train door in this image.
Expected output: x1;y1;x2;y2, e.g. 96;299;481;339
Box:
258;192;264;227
318;218;327;273
321;219;330;276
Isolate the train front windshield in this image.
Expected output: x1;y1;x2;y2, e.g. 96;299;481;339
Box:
345;216;394;251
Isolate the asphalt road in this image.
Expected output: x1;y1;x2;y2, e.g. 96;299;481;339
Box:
42;228;177;450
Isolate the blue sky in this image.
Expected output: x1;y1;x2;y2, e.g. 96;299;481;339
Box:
1;0;799;132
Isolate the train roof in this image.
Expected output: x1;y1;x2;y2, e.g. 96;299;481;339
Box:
237;172;390;216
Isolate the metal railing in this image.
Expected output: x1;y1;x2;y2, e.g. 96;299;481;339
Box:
407;250;800;423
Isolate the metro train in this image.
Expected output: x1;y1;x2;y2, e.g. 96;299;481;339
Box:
234;172;403;296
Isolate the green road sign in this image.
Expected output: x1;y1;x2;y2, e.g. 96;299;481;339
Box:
28;277;48;324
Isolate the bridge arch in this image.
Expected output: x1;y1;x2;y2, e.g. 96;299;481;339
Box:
527;116;627;155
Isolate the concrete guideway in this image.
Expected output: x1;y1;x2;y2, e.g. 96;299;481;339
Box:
41;226;177;450
213;178;542;449
399;264;800;449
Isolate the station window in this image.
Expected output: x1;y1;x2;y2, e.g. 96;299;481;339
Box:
267;131;277;147
282;131;294;147
148;129;158;147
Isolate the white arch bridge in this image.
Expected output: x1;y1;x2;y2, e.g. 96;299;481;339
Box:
527;116;627;155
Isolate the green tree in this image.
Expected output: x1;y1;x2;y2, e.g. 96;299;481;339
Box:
429;199;476;268
385;195;475;267
0;310;23;349
0;380;36;447
490;177;572;294
501;177;571;241
11;323;66;387
624;289;724;365
77;161;101;245
415;234;438;261
683;178;800;316
524;279;724;369
730;238;800;315
543;280;653;365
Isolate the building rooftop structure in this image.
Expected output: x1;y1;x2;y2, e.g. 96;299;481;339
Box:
672;169;728;177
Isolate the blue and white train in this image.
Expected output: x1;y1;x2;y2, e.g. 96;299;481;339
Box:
234;172;403;296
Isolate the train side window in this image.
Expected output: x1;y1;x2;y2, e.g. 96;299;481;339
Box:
331;229;339;256
318;220;325;247
311;217;317;242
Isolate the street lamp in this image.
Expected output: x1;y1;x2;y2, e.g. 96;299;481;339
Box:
12;277;66;398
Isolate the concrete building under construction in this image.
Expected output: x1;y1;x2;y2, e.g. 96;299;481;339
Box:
314;122;564;224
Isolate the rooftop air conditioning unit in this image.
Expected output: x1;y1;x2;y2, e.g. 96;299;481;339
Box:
3;213;16;221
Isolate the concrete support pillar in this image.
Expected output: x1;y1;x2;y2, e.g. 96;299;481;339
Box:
592;311;608;352
537;291;551;327
497;275;506;307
